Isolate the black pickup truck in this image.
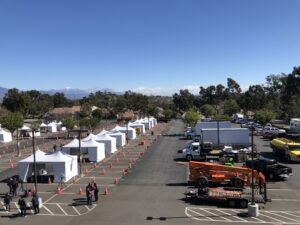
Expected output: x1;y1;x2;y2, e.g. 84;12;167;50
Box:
245;156;292;180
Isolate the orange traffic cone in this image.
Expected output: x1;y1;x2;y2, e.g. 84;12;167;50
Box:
104;188;109;196
128;163;132;169
72;176;77;184
109;163;113;169
101;168;106;175
85;168;89;175
56;186;62;195
48;177;52;185
122;169;126;176
9;159;14;169
79;187;84;196
93;163;97;168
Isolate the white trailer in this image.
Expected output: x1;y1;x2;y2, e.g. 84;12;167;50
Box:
201;128;249;146
290;118;300;133
185;121;231;139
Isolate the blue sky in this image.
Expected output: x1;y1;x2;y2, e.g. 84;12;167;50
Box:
0;0;300;95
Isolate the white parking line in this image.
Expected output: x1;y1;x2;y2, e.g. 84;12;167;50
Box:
72;206;80;215
27;202;34;214
201;208;232;221
57;204;68;215
41;204;54;215
14;202;21;213
272;198;300;201
185;208;214;221
84;205;92;212
215;209;248;222
281;211;300;219
259;212;285;223
264;211;299;223
231;209;266;223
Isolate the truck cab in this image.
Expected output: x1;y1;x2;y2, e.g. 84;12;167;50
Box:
184;128;196;139
182;142;214;161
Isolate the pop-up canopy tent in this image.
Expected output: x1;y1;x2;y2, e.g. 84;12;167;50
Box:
97;129;108;136
149;117;157;126
128;122;145;135
111;125;136;140
95;134;117;156
62;138;106;162
81;139;105;162
0;128;12;143
18;150;78;182
20;125;41;137
39;123;48;133
82;133;97;142
107;131;126;147
139;119;152;130
47;122;57;133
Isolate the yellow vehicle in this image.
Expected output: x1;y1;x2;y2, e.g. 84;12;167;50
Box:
270;138;300;162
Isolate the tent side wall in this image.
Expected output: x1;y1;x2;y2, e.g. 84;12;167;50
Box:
18;162;30;182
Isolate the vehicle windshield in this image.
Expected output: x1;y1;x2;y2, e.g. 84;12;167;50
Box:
289;145;300;151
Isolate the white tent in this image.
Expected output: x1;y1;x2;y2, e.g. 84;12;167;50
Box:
129;122;145;135
18;150;78;182
47;122;57;133
95;134;117;156
81;139;105;162
149;117;158;126
111;125;136;140
139;119;152;130
97;129;108;136
62;138;106;162
0;128;12;143
107;131;126;147
40;123;48;133
82;133;97;142
20;125;41;137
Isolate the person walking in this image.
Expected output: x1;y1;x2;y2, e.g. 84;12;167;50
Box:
18;197;27;217
93;182;99;202
4;193;12;212
12;178;19;197
86;183;93;205
31;194;40;214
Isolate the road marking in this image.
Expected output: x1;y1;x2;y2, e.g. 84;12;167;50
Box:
257;212;285;223
185;208;214;221
231;209;266;223
264;211;300;222
272;198;300;201
72;206;80;215
84;205;92;211
281;211;300;219
41;204;54;215
215;209;248;222
0;201;9;213
57;204;68;215
201;208;232;221
27;202;34;214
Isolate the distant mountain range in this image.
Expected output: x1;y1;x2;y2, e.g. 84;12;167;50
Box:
0;87;121;101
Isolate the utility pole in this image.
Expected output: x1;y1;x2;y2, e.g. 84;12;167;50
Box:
32;131;37;193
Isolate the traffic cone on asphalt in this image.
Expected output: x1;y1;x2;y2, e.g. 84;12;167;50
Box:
56;186;62;195
128;163;132;169
72;176;76;184
48;177;52;185
79;187;84;196
104;188;109;196
114;178;118;184
93;163;97;168
83;158;86;164
122;169;126;176
85;168;89;175
101;168;106;175
109;163;113;169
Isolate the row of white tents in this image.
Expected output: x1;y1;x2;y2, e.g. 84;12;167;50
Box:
18;117;158;183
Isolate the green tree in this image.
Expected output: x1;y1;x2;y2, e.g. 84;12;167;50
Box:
79;102;92;118
52;92;71;108
213;114;231;121
254;110;276;125
200;104;217;118
2;89;31;115
62;117;77;137
183;109;200;126
92;108;103;120
222;99;240;116
163;109;174;120
0;112;24;156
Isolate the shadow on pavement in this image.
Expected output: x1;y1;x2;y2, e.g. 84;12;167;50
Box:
165;182;187;187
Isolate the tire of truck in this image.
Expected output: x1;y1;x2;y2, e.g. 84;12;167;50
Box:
239;199;248;208
186;154;193;161
227;199;236;208
197;176;208;188
231;178;244;189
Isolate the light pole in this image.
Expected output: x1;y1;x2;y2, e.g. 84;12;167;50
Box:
248;128;259;217
32;130;37;193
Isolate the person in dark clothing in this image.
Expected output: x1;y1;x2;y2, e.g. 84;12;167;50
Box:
86;183;93;205
93;182;99;202
12;178;19;197
18;197;27;217
7;178;13;195
4;193;12;211
31;194;40;214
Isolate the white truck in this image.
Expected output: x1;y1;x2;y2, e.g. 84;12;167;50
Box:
181;142;221;161
184;121;231;139
201;128;249;146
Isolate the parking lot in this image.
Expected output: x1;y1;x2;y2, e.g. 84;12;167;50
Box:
0;120;300;225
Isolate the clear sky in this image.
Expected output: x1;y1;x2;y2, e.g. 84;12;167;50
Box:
0;0;300;95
